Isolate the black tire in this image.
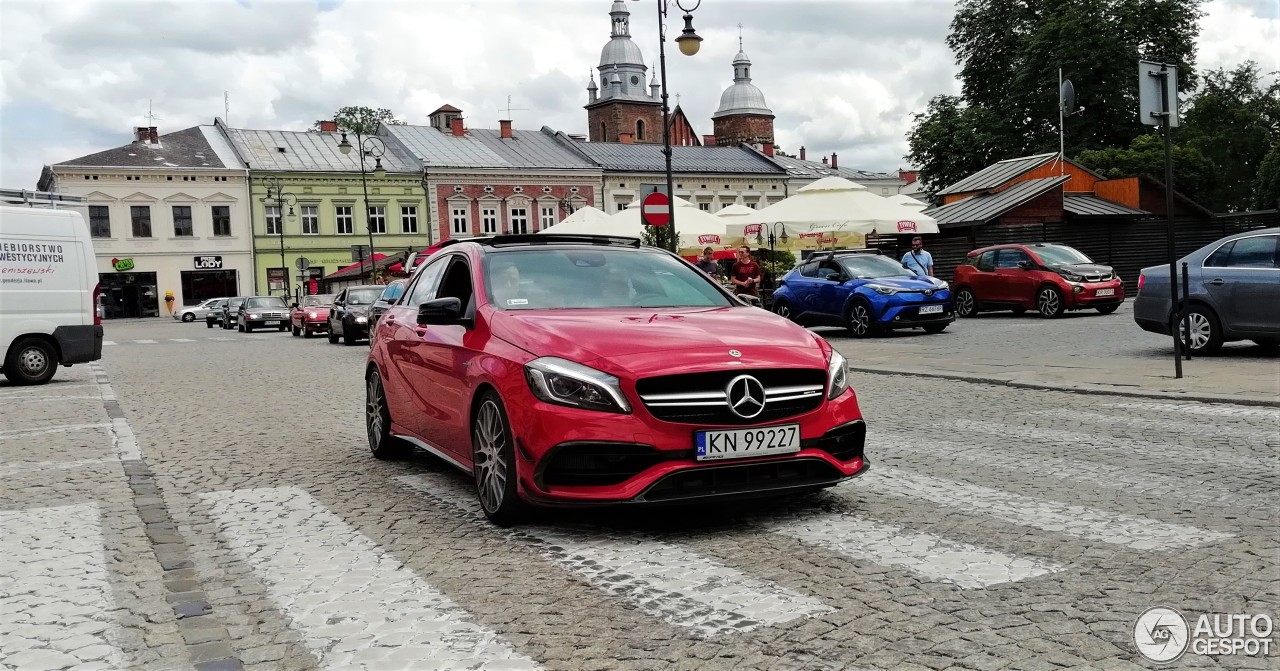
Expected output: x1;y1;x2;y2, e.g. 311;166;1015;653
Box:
472;390;527;526
772;299;794;322
955;288;977;318
1095;305;1119;315
1036;286;1065;318
1180;305;1223;355
206;320;214;329
303;330;312;339
328;323;340;344
181;312;194;322
1251;339;1279;351
922;323;948;334
366;368;411;460
3;337;58;385
845;301;876;338
343;327;356;346
292;325;301;337
242;322;252;333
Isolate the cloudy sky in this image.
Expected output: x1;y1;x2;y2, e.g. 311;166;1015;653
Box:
2;0;1277;187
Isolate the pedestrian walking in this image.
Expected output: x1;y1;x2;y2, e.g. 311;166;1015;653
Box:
902;236;934;277
730;246;763;298
694;247;720;279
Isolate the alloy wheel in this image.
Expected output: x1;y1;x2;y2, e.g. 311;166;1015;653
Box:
366;373;385;451
773;302;791;320
1182;312;1212;351
849;304;871;337
956;289;975;317
473;400;508;514
1037;288;1061;317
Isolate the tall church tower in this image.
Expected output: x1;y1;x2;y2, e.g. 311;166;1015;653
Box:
711;33;774;152
586;0;662;143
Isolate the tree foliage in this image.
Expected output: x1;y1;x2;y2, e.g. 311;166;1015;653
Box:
1180;62;1280;211
909;0;1203;193
1075;133;1216;205
313;106;406;136
1252;142;1280;210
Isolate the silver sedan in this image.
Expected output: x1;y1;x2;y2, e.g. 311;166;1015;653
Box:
176;298;229;323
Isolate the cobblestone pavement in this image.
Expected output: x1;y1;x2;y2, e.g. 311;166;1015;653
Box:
2;318;1277;671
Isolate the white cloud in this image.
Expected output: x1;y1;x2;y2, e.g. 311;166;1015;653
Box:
1;0;1274;188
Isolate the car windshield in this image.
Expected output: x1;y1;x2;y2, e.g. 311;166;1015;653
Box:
1034;245;1092;265
839;254;917;279
346;289;382;305
246;297;287;308
228;299;244;307
485;248;732;310
302;295;334;307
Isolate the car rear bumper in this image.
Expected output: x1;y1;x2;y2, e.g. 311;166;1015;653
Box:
53;325;103;364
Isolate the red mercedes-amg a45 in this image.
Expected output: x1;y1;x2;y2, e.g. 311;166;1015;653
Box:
365;235;868;525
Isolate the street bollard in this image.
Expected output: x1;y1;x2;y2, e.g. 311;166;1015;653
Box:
1181;261;1191;360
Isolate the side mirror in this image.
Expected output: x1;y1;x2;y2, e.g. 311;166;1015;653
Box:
417;297;463;325
1017;260;1033;270
825;272;843;282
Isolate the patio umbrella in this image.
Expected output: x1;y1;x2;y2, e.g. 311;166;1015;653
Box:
724;176;939;250
536;206;613;235
715;203;758;218
604;197;731;254
884;194;929;210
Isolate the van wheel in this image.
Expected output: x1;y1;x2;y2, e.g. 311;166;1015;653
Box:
3;337;58;385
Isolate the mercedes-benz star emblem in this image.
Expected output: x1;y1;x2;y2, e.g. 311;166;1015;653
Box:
726;375;766;419
728;349;742;358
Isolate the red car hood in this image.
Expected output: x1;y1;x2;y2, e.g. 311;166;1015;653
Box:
488;306;830;374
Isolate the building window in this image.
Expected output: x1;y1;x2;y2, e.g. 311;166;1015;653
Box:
698;202;710;211
539;206;556;231
400;205;418;234
130;206;152;238
301;206;319;235
88;206;111;238
265;206;282;235
368;205;386;234
509;207;529;234
335;206;353;234
636;119;646;141
172;205;193;237
616;202;626;211
481;207;498;234
211;206;231;237
600;122;607;140
451;207;469;235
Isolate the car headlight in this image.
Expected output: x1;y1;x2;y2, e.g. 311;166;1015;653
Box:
933;280;949;290
248;314;258;319
827;350;849;400
525;357;631;414
1061;272;1084;283
866;284;898;295
355;316;368;323
308;311;317;319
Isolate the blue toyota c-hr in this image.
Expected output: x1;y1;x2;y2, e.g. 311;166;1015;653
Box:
771;249;955;337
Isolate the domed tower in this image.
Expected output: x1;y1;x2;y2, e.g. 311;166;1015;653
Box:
711;35;774;151
586;0;662;143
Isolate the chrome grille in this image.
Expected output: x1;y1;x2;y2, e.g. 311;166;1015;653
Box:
637;368;826;426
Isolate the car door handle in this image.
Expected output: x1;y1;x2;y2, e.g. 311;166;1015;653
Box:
1208;278;1225;286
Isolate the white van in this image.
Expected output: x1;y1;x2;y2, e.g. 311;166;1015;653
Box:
0;196;103;385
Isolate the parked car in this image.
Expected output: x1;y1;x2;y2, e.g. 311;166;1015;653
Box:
366;235;868;525
368;280;407;334
290;294;336;337
1134;228;1279;355
952;243;1124;318
178;298;227;323
327;286;383;345
219;297;247;329
770;249;953;337
236;296;290;333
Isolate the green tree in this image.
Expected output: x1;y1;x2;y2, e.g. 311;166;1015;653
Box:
313;106;405;136
909;0;1203;190
1075;133;1216;205
1180;62;1280;211
1252;142;1280;210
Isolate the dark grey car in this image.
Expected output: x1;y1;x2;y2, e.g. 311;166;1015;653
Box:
219;297;248;330
1133;227;1279;354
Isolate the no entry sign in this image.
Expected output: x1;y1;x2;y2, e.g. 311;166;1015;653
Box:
641;191;670;226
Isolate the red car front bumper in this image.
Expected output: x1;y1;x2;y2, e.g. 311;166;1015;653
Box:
1064;279;1125;309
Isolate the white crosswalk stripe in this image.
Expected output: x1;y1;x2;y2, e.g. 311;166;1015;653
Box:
398;473;833;637
201;487;540;671
0;504;126;670
765;513;1064;589
131;339;157;344
0;423;112;440
170;338;196;343
878;436;1263;509
1105;400;1280;420
1026;408;1276;443
856;466;1232;550
101;340;116;346
950;419;1273;474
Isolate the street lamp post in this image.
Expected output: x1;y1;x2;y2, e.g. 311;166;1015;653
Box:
336;131;387;282
261;176;297;300
638;0;703;253
755;222;789;296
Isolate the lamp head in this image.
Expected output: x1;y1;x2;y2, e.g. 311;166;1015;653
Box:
779;229;789;243
337;133;353;155
263;195;277;207
675;14;702;56
754;230;764;245
372;157;386;178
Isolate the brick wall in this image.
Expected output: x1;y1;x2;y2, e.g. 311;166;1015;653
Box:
712;114;774;148
588;102;663;143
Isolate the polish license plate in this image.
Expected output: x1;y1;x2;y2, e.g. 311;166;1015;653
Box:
695;424;801;461
1096;288;1115;297
919;304;944;315
264;320;280;325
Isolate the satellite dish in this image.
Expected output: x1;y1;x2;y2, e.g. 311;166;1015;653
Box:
1060;79;1076;114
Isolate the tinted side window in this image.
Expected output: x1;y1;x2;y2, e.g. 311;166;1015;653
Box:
406;257;449;306
976;251;996;272
798;262;819;278
1205;241;1235;267
437;258;474;309
818;261;843;278
1226;235;1277;268
995;249;1030;269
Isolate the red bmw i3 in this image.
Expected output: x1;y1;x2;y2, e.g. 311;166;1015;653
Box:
365;234;869;525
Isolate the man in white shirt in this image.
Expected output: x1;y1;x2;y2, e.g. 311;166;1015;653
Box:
901;236;934;277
